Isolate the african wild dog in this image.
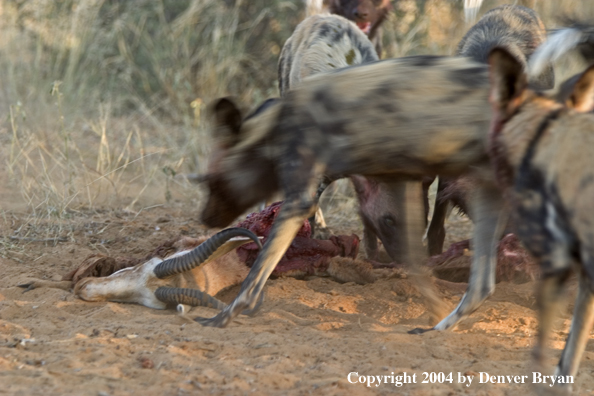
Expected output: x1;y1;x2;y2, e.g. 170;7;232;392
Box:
278;13;378;97
425;4;554;256
488;46;594;390
327;0;392;56
197;55;509;329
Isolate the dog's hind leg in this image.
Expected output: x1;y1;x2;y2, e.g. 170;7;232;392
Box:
415;181;506;332
533;267;572;365
404;181;450;323
525;238;574;392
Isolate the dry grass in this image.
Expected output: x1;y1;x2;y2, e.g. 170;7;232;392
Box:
0;0;592;256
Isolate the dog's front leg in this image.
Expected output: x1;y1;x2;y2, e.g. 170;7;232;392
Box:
195;201;314;328
195;160;322;328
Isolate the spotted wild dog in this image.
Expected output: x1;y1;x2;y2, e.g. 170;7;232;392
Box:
197;55;511;329
278;13;378;97
425;4;554;256
327;0;392;56
489;47;594;390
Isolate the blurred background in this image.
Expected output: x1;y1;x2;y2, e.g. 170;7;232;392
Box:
0;0;591;219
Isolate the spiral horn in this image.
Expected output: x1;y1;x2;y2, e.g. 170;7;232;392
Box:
153;227;262;279
154;286;227;310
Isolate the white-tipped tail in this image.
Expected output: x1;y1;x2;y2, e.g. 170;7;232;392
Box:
464;0;483;24
529;28;584;77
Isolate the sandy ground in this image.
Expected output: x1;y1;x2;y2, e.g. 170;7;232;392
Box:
1;201;594;396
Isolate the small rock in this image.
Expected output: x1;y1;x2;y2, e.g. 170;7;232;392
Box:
138;356;154;369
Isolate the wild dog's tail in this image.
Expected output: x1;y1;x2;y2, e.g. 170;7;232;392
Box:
529;21;594;77
464;0;484;24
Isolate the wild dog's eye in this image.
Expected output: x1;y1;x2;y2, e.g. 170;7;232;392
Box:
382;215;396;227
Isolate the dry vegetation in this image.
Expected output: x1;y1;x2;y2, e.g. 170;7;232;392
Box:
1;1;594;394
0;0;592;230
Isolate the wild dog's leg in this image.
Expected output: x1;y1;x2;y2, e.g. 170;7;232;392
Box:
362;216;379;260
403;181;427;264
533;267;572;365
313;207;327;229
421;176;434;227
196;161;322;327
308;175;333;233
403;181;450;323
413;182;506;333
195;200;315;327
426;177;450;256
553;271;594;382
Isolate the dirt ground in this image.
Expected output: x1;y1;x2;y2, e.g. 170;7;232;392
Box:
1;200;594;396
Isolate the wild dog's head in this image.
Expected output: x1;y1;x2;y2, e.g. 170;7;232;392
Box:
351;176;431;263
351;175;406;262
487;47;594;188
328;0;391;39
200;98;281;228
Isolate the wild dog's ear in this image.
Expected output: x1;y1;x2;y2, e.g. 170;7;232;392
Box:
488;47;527;119
350;175;378;198
210;97;243;147
566;64;594;112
